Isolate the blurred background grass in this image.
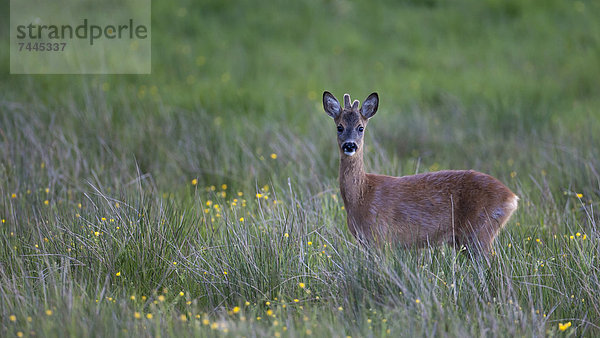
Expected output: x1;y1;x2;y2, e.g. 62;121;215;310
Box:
1;0;599;192
1;0;600;336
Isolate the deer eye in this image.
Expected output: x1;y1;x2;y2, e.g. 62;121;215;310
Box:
337;125;344;133
358;126;364;132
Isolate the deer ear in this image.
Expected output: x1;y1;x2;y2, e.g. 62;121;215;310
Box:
360;92;378;119
323;91;341;119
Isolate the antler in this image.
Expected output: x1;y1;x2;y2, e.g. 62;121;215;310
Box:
343;94;351;108
343;94;360;110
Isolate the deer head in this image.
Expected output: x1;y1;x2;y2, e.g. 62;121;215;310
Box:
323;91;379;156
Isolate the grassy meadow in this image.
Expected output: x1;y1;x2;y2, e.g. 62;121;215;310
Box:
1;0;600;336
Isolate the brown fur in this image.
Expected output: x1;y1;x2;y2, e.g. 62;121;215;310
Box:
324;91;518;255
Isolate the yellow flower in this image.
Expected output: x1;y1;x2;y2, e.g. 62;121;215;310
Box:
179;291;184;296
130;295;135;300
510;171;517;178
45;188;50;194
173;261;178;265
307;241;312;246
44;200;49;206
192;179;198;186
256;193;263;198
94;232;100;236
9;314;16;322
558;322;571;331
270;153;277;159
134;312;141;319
239;217;244;222
180;314;187;322
17;332;23;338
299;282;305;289
293;299;299;303
338;306;343;311
576;193;583;198
158;295;166;302
116;272;121;276
211;322;219;329
232;306;240;314
267;309;273;316
583;234;587;240
45;309;53;316
203;318;210;325
237;192;243;197
415;299;421;304
11;193;17;198
245;301;250;306
576;232;581;237
221;184;227;190
284;233;289;238
223;271;228;275
146;313;153;319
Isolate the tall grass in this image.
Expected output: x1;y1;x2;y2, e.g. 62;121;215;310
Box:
2;95;599;336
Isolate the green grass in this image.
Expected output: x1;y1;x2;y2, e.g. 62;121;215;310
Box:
1;0;600;336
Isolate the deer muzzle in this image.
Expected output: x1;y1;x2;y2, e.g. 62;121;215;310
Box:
341;142;358;156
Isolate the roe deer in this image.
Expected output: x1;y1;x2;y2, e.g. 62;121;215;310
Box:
322;91;518;255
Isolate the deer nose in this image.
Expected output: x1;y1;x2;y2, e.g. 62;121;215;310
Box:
342;142;358;154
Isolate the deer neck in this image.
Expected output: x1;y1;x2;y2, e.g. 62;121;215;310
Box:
339;150;367;207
